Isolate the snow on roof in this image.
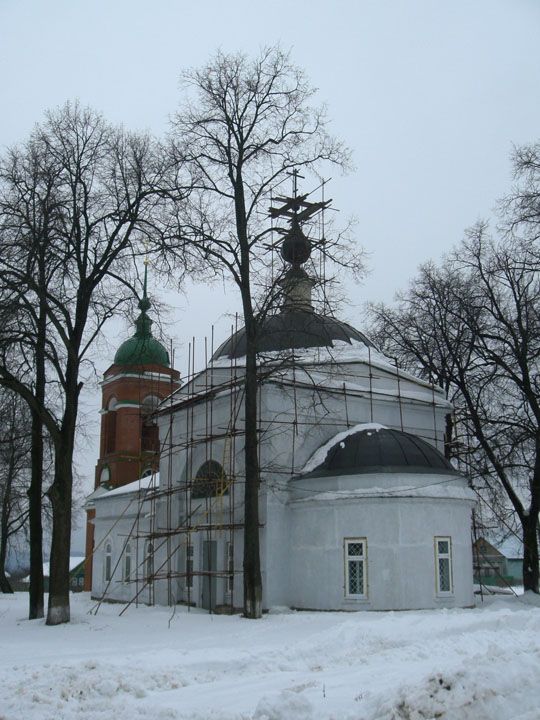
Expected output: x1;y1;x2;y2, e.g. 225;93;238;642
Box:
210;341;448;397
274;368;450;408
210;338;392;369
23;556;86;581
301;423;387;474
291;339;396;367
94;473;159;501
290;481;475;503
496;537;523;559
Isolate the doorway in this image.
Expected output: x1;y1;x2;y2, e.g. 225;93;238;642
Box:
201;540;217;610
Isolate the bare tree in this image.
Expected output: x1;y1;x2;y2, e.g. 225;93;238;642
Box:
0;391;32;593
166;47;353;617
0;102;175;624
504;141;540;241
0;135;62;616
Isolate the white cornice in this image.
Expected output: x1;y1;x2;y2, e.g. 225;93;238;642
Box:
99;401;141;413
101;371;178;387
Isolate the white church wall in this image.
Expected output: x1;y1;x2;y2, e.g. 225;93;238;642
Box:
92;492;152;604
257;379;458;611
287;485;474;611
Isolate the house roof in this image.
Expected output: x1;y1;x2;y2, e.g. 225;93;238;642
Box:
473;538;505;559
497;536;523;559
21;556;86;581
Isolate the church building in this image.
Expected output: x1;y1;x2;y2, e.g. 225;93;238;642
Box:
86;196;475;612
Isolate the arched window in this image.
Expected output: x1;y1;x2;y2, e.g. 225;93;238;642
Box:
141;395;161;452
141;395;161;415
192;460;229;499
105;397;118;454
104;540;113;583
123;542;133;583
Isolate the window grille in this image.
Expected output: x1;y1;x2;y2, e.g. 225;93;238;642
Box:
345;538;367;598
435;537;453;594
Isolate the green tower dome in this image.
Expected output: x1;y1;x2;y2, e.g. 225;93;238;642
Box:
113;265;170;368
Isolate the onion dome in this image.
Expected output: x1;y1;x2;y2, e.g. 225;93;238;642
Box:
281;215;311;266
113;265;170;368
302;426;456;477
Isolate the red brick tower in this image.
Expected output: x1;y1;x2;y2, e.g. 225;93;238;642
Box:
84;266;180;590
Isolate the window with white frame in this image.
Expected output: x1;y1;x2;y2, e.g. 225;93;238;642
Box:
104;541;113;583
435;537;453;594
186;544;194;589
345;538;367;598
123;543;133;583
225;542;234;595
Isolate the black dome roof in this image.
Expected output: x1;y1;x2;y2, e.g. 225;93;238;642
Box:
303;427;456;477
212;310;374;360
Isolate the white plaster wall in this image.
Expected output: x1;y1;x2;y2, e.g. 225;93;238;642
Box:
287;484;474;611
257;377;457;611
91;493;152;604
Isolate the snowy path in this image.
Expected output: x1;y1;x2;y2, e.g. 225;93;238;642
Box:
1;593;540;719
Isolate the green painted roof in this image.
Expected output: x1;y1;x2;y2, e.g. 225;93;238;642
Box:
113;265;170;368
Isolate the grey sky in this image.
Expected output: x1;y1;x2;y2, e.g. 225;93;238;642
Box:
2;0;540;529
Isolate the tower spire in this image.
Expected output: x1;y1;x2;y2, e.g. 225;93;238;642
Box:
135;258;152;337
113;258;170;367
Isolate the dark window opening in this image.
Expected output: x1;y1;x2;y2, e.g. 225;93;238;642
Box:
105;412;116;454
141;422;159;452
192;460;229;499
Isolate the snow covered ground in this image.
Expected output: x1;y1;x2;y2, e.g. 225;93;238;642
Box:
1;592;540;720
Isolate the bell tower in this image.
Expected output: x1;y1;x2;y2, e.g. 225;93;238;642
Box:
84;264;180;590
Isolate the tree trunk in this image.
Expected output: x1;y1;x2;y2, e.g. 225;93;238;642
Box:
46;442;74;625
47;365;79;626
28;408;44;618
0;480;13;593
522;514;540;593
0;428;16;594
233;168;263;619
242;318;262;618
28;246;47;618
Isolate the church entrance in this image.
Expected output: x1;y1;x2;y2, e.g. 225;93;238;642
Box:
201;540;217;610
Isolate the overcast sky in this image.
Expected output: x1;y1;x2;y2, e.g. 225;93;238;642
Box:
2;0;540;532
